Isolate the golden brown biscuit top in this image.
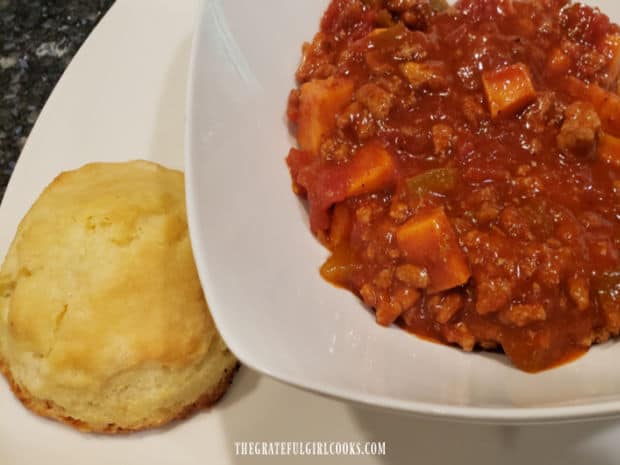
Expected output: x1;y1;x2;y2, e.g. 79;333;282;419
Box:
0;161;215;390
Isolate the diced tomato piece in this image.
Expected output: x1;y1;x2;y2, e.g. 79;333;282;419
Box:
396;208;471;293
482;63;536;118
345;142;396;198
287;147;348;233
297;77;354;155
288;143;395;234
286;148;315;195
598;132;620;167
563;76;620;136
307;167;348;233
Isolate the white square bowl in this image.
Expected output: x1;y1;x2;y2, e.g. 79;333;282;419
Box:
185;0;620;423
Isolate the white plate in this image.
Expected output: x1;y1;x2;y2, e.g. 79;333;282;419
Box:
4;0;620;464
186;0;620;423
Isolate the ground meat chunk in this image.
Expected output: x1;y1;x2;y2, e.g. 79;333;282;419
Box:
386;0;432;29
432;124;455;156
362;268;423;326
469;185;499;204
523;91;564;133
337;101;378;140
595;273;620;335
476;202;500;224
476;278;514;314
401;9;429;29
557;101;601;156
501;304;547;327
536;243;573;288
366;50;392;75
394;40;429;61
296;33;337;83
389;201;411;223
429;293;464;324
374;268;393;290
360;283;377;307
442;322;476;352
568;275;590;311
513;174;544;198
355;82;395;119
395;264;430;288
356;205;374;224
337;101;362;130
393;286;421;312
400;61;447;91
601;300;620;335
462;95;486;128
375;287;421;326
500;207;534;240
386;0;418;13
354;110;377;139
319;138;352;162
375;75;405;95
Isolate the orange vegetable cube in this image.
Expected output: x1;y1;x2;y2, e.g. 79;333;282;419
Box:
396;208;471;293
482;63;536;118
598;132;620;168
297;77;354;155
345;143;396;198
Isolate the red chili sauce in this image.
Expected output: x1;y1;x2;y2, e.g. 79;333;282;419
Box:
286;0;620;372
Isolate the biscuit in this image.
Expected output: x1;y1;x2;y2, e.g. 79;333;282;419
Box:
0;161;238;432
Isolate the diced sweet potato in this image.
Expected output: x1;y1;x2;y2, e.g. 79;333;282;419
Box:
345;143;396;198
482;63;536;118
500;304;547;328
598;132;620;167
563;76;620;136
297;77;354;155
396;208;471;293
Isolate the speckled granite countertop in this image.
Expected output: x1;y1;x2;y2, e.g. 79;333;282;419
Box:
0;0;115;201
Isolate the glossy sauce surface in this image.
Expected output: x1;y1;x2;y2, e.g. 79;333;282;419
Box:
287;0;620;372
